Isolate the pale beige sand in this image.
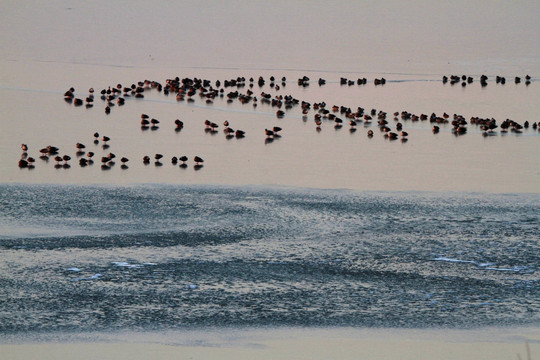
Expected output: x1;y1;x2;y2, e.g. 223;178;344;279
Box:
2;327;539;360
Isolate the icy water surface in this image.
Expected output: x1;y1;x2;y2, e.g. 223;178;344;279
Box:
0;184;538;333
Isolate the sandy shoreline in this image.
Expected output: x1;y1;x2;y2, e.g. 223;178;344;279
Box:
1;327;539;360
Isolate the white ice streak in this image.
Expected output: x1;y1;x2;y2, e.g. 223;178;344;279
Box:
112;261;143;268
432;257;532;273
483;266;533;273
71;273;102;281
433;257;476;264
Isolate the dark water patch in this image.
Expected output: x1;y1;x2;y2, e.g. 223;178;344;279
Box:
1;257;538;333
0;184;539;333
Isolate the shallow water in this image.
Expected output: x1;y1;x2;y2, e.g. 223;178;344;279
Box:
1;67;540;192
1;2;540;192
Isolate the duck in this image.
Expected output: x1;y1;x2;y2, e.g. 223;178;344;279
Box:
194;156;204;165
39;148;50;157
64;88;74;98
44;146;59;155
235;130;245;138
174;119;184;128
175;119;184;130
178;155;188;164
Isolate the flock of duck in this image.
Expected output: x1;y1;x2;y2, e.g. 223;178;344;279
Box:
18;134;204;170
18;73;537;170
443;74;532;86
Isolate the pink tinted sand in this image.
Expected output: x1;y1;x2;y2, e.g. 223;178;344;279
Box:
2;327;539;360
